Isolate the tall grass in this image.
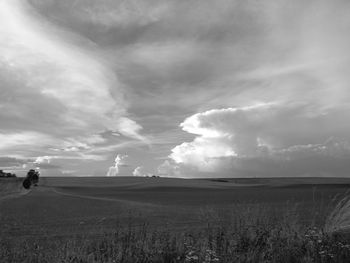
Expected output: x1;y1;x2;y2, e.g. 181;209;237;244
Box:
2;201;350;263
325;195;350;234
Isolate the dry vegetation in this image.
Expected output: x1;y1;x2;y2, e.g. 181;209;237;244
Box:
1;178;350;262
2;201;350;262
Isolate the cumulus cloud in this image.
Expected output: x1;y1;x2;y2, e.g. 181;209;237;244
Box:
132;166;152;177
34;156;52;164
106;154;128;177
30;155;59;169
166;104;350;177
164;137;350;178
170;103;281;169
157;160;181;177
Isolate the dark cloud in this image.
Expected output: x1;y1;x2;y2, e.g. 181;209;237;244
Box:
0;157;27;168
34;163;61;169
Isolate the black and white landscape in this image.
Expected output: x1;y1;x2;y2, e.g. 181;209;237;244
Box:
1;0;350;262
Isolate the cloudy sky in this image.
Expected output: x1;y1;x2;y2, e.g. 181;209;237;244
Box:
1;0;350;177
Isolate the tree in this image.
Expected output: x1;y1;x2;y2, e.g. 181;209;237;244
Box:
22;169;40;189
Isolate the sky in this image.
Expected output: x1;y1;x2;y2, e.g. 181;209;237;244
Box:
1;0;350;178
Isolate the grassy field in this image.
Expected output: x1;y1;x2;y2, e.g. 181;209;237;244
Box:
1;176;350;262
0;178;25;195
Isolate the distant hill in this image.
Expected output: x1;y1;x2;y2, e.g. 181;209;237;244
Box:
38;176;350;190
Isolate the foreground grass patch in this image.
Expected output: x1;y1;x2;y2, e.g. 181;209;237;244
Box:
2;202;350;263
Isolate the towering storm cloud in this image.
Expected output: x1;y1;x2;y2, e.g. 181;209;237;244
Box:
106;154;128;177
164;104;350;177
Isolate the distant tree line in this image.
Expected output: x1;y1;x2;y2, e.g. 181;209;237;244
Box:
0;170;17;178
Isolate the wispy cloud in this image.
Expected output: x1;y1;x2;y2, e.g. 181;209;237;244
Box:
0;0;146;165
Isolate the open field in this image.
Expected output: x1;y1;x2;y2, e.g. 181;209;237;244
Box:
0;178;29;202
1;177;350;262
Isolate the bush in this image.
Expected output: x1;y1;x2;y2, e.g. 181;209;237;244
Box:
0;170;16;178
